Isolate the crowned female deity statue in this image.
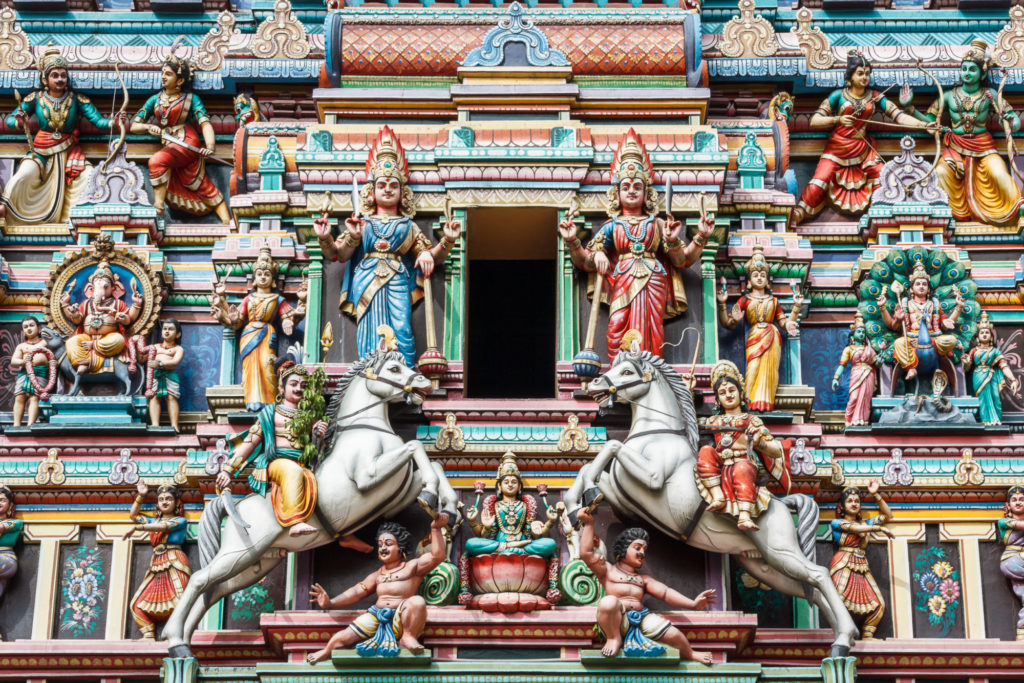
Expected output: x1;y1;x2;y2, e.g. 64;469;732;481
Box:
832;312;879;427
312;126;460;365
557;128;713;361
900;39;1024;227
965;312;1020;425
210;246;307;411
717;247;803;412
793;49;933;224
464;452;558;558
129;48;231;223
2;46;125;225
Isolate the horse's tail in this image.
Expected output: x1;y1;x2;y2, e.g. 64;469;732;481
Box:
781;493;819;561
198;495;227;567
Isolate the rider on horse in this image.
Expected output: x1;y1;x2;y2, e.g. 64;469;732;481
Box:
217;362;327;537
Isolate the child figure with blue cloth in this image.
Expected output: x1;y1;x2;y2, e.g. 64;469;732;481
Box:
306;512;449;663
578;508;716;664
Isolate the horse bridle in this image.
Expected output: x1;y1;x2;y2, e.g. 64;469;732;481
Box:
328;364;428;426
595;359;652;407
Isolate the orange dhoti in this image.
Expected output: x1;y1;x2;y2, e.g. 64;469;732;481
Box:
267;454;317;527
66;332;126;373
892;333;957;371
130;545;190;637
696;445;762;516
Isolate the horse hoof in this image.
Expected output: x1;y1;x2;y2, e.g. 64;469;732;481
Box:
829;644;851;659
440;506;458;522
417;490;438;512
167;643;194;659
582;488;604;509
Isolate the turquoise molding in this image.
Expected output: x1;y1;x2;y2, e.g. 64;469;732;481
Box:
417;424;605;444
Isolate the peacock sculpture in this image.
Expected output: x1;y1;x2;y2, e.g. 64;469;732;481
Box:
857;246;978;386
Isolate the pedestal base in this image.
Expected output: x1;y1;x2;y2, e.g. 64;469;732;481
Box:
36;394;148;431
467;592;552;612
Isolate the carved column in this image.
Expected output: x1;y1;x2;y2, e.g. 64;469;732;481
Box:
701;256;719;363
219;328;237;386
888;523;926;639
442;208;467;362
302;251;324;363
940;522;995;639
98;523;136;639
23;523;80;640
557;208;581;362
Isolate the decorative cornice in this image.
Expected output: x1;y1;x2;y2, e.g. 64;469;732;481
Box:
252;0;311;60
0;7;32;71
993;6;1024;69
790;7;834;70
196;10;240;72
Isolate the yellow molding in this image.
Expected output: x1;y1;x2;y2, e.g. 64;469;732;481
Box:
27;523;80;641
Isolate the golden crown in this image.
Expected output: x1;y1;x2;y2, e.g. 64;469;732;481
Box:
253;246;277;277
963;39;990;70
910;261;929;283
611;128;654;185
88;260;117;284
978;310;993;332
744;245;769;275
37;45;67;76
496;451;521;480
710;359;743;389
366;126;409;184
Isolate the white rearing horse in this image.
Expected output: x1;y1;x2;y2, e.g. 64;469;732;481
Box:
563;350;857;657
164;350;459;657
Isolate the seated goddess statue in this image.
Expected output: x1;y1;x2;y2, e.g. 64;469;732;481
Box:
465;452;557;558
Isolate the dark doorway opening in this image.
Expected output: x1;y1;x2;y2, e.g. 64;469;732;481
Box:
466;207;557;398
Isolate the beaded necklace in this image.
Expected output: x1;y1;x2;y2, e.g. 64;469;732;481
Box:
368;216;402;252
618;215;654;255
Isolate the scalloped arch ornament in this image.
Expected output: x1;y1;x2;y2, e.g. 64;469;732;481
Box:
461;2;569;68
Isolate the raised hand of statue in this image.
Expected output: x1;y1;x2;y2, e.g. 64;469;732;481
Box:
557;217;578;242
13;108;28;130
898;84;914;109
867;478;881;496
309;582;331;610
344;215;364;238
692;589;717;611
137;480;149;497
716;277;728;304
215;469;231;491
130;278;142;303
60;289;71;307
432;512;450;529
697;213;715;240
442;217;461;244
297;277;309;303
875;290;887;308
312;216;332;240
662;216;683;244
576;507;593;526
681;372;696;392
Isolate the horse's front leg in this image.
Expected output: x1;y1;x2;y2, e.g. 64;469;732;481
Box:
353;441;419;493
565;440;622;522
405;440;441;511
612;442;669;490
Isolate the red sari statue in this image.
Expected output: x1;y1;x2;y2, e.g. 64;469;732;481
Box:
558;129;712;361
793;50;932;224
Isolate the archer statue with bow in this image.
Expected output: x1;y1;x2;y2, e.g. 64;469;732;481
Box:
900;39;1024;227
1;46;127;226
793;49;936;225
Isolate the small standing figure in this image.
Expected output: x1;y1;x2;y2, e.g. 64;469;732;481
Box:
0;486;22;604
122;481;190;639
464;452;557;559
216;362;327;537
1;46;125;225
557;128;713;361
717;247;803;411
306;513;449;663
792;49;933;224
829;480;894;640
998;485;1024;641
576;509;715;663
10;316;55;427
832;312;879;427
129;49;231;223
312;126;460;365
965;311;1020;425
62;260;143;375
694;360;791;531
210;246;306;411
146;319;185;431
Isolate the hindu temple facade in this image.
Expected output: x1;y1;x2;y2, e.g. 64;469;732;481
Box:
0;0;1022;681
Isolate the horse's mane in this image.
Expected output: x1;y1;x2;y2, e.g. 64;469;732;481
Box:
613;350;699;453
321;350;406;453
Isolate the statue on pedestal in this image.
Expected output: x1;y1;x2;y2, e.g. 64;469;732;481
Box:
717;247;803;412
0;486;21;605
694;359;791;531
10;316;56;426
832;313;878;427
312;125;460;365
1;46;126;226
123;480;190;639
999;485;1024;641
217;362;327;538
557;128;712;361
129;46;231;223
141;319;185;431
210;246;306;411
900;39;1024;227
576;509;715;662
965;312;1019;425
306;513;449;662
792;49;933;224
459;452;561;611
829;481;894;640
